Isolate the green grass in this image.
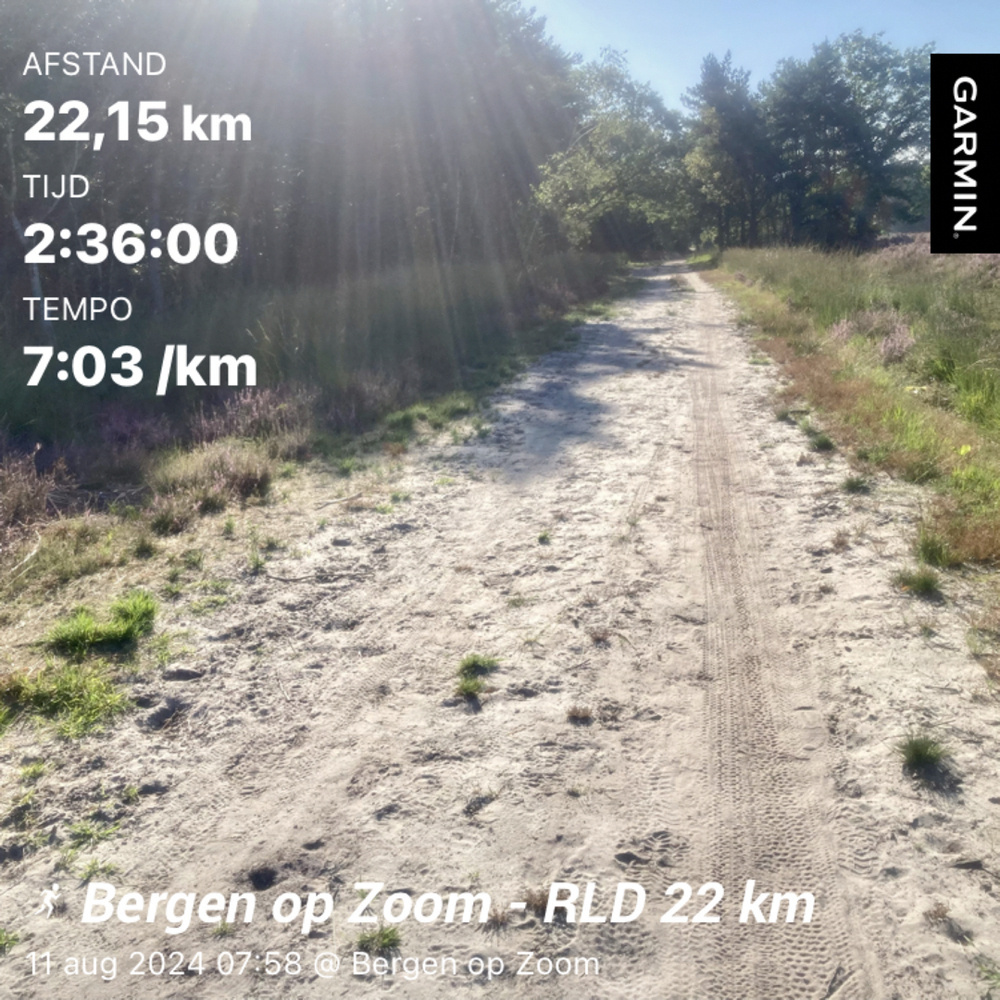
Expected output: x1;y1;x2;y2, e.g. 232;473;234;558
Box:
842;475;870;494
798;418;835;453
19;761;47;784
896;733;948;772
77;858;117;882
67;819;120;849
458;654;498;679
455;676;485;699
0;928;19;955
893;567;942;599
356;925;401;957
133;534;157;559
46;590;157;659
537;530;551;545
915;527;956;568
0;660;131;737
181;549;204;570
454;653;499;700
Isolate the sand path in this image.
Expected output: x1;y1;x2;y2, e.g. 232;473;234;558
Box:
7;264;1000;1000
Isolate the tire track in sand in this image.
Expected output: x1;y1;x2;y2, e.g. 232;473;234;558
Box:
682;269;878;999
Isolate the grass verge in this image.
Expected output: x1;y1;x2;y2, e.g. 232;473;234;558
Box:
706;241;1000;565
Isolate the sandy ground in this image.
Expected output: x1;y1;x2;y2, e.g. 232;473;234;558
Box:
3;264;1000;999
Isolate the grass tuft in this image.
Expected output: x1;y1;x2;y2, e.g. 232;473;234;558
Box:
356;925;400;957
455;676;484;699
0;660;130;737
896;732;948;772
915;527;957;568
457;654;499;679
842;476;870;494
0;927;19;955
47;591;157;659
893;567;941;599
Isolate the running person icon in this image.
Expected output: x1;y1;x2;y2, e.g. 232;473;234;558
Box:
34;883;60;918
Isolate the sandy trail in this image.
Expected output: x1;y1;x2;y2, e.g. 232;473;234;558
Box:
6;264;1000;999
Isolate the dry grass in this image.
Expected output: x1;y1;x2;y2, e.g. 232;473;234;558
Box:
482;902;510;936
523;887;548;918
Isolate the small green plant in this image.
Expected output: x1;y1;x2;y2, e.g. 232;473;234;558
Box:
458;653;499;679
537;530;551;545
893;567;941;598
915;527;955;568
842;476;870;494
896;732;948;773
4;790;36;830
799;418;835;452
375;503;394;514
67;819;120;850
133;534;157;559
77;858;117;882
212;921;235;938
977;956;1000;989
181;548;204;570
456;676;484;699
189;594;230;615
46;590;157;658
356;925;400;957
19;761;47;784
121;785;140;805
222;517;236;537
248;528;265;574
506;594;528;608
0;927;19;955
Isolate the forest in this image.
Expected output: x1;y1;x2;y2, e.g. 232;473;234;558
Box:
0;0;930;450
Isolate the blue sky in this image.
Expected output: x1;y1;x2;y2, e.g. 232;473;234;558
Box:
528;0;1000;107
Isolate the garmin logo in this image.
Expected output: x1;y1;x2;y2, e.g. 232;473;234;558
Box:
931;54;998;253
952;76;978;232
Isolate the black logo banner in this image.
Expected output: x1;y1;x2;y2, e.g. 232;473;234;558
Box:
930;54;1000;253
